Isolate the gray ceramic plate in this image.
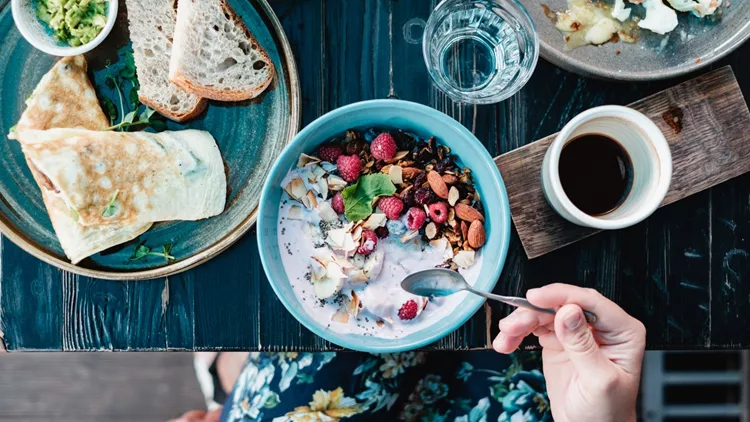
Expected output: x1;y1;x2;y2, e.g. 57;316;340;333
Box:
0;0;300;280
520;0;750;80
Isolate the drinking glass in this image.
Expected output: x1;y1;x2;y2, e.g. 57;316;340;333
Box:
422;0;539;104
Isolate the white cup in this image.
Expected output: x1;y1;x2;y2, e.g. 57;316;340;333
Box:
541;105;672;230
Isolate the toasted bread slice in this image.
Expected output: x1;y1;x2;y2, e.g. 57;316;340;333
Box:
125;0;207;122
169;0;275;102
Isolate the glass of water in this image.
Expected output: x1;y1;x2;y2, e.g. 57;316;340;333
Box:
423;0;539;104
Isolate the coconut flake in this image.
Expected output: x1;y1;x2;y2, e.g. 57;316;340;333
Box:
318;178;329;200
316;202;339;222
302;190;318;210
285;177;307;202
297;153;321;167
401;230;419;243
327;175;348;191
287;205;303;220
311;165;327;179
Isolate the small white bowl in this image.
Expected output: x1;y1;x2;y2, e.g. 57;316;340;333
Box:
11;0;118;57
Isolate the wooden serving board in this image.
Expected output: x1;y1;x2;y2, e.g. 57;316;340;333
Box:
494;66;750;259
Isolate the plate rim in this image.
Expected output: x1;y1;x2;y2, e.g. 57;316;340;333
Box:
0;0;301;280
536;10;750;81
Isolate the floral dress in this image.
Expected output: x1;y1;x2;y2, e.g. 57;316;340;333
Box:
219;351;551;422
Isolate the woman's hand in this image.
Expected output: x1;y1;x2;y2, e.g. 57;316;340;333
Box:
493;283;646;422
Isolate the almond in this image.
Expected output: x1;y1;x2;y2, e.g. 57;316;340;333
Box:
442;174;458;184
427;170;449;199
460;221;469;240
454;203;484;223
401;167;422;180
468;220;486;248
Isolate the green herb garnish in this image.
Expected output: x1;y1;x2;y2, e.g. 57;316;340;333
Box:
341;174;396;222
101;190;119;217
129;242;175;262
9;124;17;134
100;48;166;133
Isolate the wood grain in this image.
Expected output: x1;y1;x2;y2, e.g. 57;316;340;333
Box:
495;67;750;259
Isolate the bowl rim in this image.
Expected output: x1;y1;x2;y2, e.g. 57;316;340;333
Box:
257;99;511;352
11;0;118;56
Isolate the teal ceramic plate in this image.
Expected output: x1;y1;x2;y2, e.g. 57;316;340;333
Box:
257;100;511;352
0;0;300;280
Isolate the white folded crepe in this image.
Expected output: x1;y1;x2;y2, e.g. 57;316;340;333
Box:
15;129;227;227
10;56;153;263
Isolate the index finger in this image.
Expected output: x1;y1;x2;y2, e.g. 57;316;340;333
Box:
526;283;638;334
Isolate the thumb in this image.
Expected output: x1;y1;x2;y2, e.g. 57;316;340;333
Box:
554;304;613;380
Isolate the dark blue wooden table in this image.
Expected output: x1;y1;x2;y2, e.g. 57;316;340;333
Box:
1;0;750;352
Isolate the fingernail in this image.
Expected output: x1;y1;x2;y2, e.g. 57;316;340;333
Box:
526;288;539;296
564;308;582;330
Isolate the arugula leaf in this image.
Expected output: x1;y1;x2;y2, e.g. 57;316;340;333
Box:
129;242;176;262
101;190;120;218
129;88;139;111
341;174;396;222
99;97;117;125
122;111;137;125
130;244;151;261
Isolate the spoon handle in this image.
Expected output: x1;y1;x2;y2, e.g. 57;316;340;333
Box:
469;289;598;324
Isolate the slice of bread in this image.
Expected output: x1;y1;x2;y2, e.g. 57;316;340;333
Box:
169;0;275;102
125;0;207;122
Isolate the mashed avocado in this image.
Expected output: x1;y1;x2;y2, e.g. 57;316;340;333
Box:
36;0;108;47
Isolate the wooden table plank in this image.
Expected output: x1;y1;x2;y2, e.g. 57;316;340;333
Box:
2;0;750;351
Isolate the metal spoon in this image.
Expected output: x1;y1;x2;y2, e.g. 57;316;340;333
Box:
401;268;598;324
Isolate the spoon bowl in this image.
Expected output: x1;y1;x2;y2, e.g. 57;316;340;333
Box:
401;268;598;324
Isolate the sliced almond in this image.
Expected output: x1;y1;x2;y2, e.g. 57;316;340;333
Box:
460;221;470;240
401;230;419;243
448;186;460;206
401;167;422;180
442;174;458;184
425;222;437;239
331;308;350;323
389;165;403;185
393;150;410;161
287;205;303;220
297;153;321;168
380;164;393;174
453;250;475;269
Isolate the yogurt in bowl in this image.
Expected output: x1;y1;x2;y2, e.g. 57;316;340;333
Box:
258;99;511;352
278;128;486;338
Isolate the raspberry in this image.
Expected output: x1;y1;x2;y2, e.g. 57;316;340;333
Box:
398;300;418;320
375;226;389;239
405;207;427;231
414;188;435;205
378;196;404;220
317;142;343;163
331;192;345;214
336;155;362;182
370;133;397;161
357;229;378;255
428;202;449;223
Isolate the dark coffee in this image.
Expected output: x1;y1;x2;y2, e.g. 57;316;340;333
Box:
558;134;633;216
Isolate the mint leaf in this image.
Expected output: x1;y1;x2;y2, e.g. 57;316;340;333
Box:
342;174;396;222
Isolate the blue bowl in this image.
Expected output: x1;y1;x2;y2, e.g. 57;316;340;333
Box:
257;99;511;352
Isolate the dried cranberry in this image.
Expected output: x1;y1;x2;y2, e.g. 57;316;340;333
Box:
413;172;427;188
375;226;389;239
393;130;416;151
474;200;485;214
402;190;417;207
428;137;438;156
345;129;363;141
435;156;454;173
414;188;435;205
345;139;367;155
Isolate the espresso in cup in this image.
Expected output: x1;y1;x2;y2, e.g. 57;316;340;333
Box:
541;105;672;230
558;133;633;216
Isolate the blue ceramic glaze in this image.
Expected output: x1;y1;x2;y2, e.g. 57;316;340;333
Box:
257;99;511;352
